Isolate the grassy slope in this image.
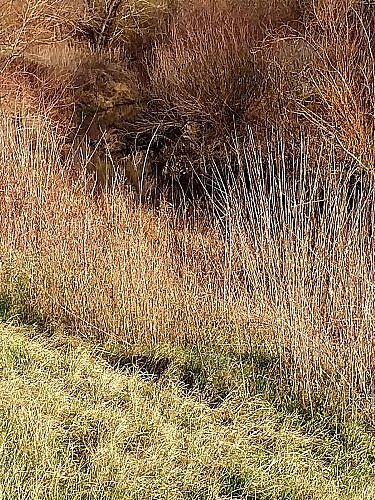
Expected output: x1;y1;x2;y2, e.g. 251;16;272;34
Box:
1;324;375;500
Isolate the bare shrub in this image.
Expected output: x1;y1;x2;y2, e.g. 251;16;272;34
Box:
295;0;375;170
76;0;176;56
0;0;84;53
133;0;273;204
149;1;265;138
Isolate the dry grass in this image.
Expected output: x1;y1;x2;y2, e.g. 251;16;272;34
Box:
219;136;375;418
0;109;245;346
0;0;374;465
0;106;375;421
296;0;375;170
1;1;375;495
0;0;83;53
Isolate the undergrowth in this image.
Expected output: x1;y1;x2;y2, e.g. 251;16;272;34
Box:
0;1;374;497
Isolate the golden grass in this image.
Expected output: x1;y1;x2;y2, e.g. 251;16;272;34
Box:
0;1;375;496
0;106;374;422
0;108;248;345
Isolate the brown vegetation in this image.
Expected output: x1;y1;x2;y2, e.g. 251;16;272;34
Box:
0;0;374;424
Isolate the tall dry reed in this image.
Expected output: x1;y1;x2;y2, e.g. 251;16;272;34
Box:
1;107;375;418
210;132;375;417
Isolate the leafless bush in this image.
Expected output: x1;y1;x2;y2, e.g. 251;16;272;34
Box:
295;0;375;170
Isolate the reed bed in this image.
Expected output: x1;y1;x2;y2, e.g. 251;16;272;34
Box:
0;108;374;420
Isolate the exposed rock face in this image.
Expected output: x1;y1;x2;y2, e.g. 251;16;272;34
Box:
74;57;147;134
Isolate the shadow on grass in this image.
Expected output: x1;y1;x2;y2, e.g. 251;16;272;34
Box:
0;296;11;320
179;344;280;407
0;273;49;329
0;295;48;330
0;286;358;429
102;352;171;380
98;340;326;422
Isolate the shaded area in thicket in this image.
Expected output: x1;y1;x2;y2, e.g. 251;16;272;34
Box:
1;0;373;208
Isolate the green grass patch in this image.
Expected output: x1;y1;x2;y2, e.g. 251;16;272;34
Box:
0;325;375;498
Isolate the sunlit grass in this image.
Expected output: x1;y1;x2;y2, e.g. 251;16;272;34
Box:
1;324;375;499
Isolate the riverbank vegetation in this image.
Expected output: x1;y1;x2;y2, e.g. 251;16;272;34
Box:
0;1;374;498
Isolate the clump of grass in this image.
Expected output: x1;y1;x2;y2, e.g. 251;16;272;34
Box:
0;109;238;346
212;133;375;419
